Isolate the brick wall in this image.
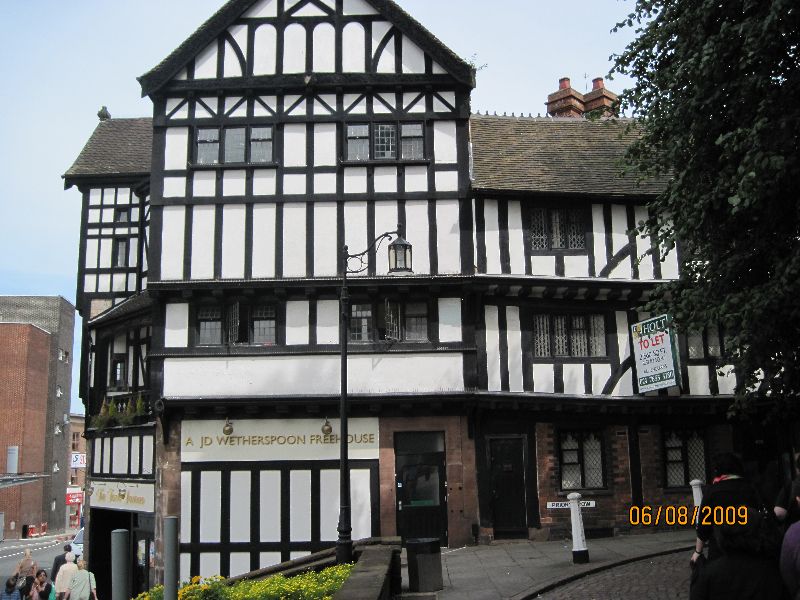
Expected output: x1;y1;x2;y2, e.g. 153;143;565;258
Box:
379;416;478;547
0;324;51;537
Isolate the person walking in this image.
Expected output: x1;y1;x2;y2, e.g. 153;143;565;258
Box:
51;545;71;586
781;480;800;599
1;578;20;600
15;550;37;600
28;571;51;600
54;554;77;600
64;561;96;600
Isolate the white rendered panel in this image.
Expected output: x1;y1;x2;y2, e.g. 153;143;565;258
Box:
223;170;246;196
485;305;501;392
563;364;585;395
313;124;337;166
343;0;378;14
717;366;736;395
85;239;98;269
180;471;192;541
313;24;335;72
88;209;100;223
610;205;631;279
344;167;367;193
141;435;153;475
564;255;590;278
282;203;307;277
313;203;337;276
373;201;397;275
592;364;612;395
285;301;310;345
689;366;711;396
352;469;372;539
343;93;366;114
193;172;216;197
531;256;556;277
344;202;368;273
483;200;501;274
229;24;248;65
99;239;111;268
229;472;251;543
371;21;391;57
89;188;102;205
290;471;312;541
320;470;339;540
592;204;607;275
93;439;101;473
533;364;555;393
436;199;461;274
283;24;307;73
661;244;680;280
194;43;218;79
401;35;425;73
404;166;427;192
506;306;524;392
260;472;281;541
405;200;429;274
508;201;525;275
163;177;186;198
130;436;140;474
375;30;395;73
97;275;110;293
634;205;654;280
438;298;462;343
374;167;397;193
164;128;189;170
259;553;282;569
200;471;222;542
180;555;190;585
283;174;306;195
160;206;186;280
191;205;215;279
112;437;127;474
84;275;96;294
199;555;220;579
253;24;277;75
434;171;458;192
342;23;366;72
613;311;634;395
223;40;243;78
434;121;458;164
284;124;307;167
222;204;246;279
314;173;336;194
229;554;251;578
253;169;276;195
245;0;277;18
316;300;339;344
102;438;110;473
164;354;464;396
165;303;189;347
252;204;276;278
404;92;425;113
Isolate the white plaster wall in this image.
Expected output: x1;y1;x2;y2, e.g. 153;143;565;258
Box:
313;24;335;72
221;204;246;279
533;364;555;393
689;365;711;395
283;24;307;73
374;167;397;193
401;35;425;73
634;205;655;280
260;472;281;541
592;204;607;275
160;206;186;280
285;300;310;345
506;306;524;392
313;202;338;276
531;256;556;277
200;471;221;542
316;300;339;344
405;200;429;274
438;298;462;343
562;364;585;395
252;204;276;278
434;121;458;164
485;305;501;392
165;303;189;348
112;437;127;474
483;200;501;274
229;472;250;542
290;471;312;541
164;128;189;170
223;39;243;78
194;43;218;79
163;177;186;198
342;23;365;72
344;202;368;274
180;472;192;541
313;123;337;166
717;366;736;395
284;124;307;167
193;172;216;197
253;24;277;75
609;204;631;279
374;201;397;275
436;199;461;274
223;170;246;196
282;203;307;277
130;436;140;474
191;205;215;279
508;201;525;275
85;239;98;269
564;255;590;278
592;363;612;395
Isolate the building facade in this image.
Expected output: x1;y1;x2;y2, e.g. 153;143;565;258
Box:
0;296;76;537
65;0;750;590
67;414;87;529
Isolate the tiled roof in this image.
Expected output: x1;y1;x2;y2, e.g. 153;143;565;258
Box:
88;291;153;326
470;114;668;197
64;118;153;180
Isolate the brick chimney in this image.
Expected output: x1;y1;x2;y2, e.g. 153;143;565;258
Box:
546;77;585;118
583;77;618;116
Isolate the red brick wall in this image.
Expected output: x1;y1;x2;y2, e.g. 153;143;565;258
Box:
0;324;50;537
379;416;478;547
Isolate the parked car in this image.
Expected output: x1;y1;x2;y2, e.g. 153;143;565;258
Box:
71;528;84;558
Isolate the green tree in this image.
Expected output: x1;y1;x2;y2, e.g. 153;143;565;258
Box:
611;0;800;410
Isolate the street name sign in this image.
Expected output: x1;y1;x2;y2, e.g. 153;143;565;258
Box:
546;500;596;509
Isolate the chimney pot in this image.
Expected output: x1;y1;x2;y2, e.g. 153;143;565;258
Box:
592;77;604;91
559;77;571;90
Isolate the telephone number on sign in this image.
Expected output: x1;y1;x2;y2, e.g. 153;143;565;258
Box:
629;505;748;526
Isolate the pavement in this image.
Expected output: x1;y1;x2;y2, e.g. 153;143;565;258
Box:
401;529;696;600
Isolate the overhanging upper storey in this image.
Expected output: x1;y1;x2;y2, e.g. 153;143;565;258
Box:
138;0;476;99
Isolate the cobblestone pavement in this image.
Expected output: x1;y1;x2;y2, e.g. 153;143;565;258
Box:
537;552;691;600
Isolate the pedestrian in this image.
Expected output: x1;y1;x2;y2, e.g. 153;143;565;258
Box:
54;554;77;600
691;453;762;564
28;570;51;600
1;578;20;600
50;545;71;586
780;480;800;598
15;550;38;600
64;561;96;600
775;454;800;527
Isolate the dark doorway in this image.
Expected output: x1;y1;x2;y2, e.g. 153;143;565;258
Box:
395;432;447;545
489;437;527;538
133;514;155;596
88;508;134;600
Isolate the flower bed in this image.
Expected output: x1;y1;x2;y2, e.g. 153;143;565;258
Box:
133;565;353;600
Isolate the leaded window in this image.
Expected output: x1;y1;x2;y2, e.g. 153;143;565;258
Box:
346;125;370;161
560;431;605;490
350;304;372;342
224;127;246;163
529;207;587;252
197;306;222;345
196;126;273;165
113;239;129;268
250;127;273;163
196;129;220;164
401;123;424;159
404;303;428;342
663;430;706;487
374;124;397;159
533;314;606;357
345;122;424;161
687;327;724;359
252;305;277;345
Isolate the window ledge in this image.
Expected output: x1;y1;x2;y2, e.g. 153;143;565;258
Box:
339;159;430;167
530;250;589;256
189;162;279;170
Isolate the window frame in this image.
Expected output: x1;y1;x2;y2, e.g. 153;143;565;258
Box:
557;429;607;491
110;354;127;390
193;125;275;167
349;298;432;344
112;238;129;268
191;300;283;347
686;326;726;361
342;121;427;163
195;304;224;346
526;205;590;255
532;313;608;359
662;428;708;489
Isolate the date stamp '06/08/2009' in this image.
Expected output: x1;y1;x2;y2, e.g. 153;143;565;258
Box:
628;505;749;527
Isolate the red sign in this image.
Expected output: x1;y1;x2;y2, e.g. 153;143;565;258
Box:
66;491;83;506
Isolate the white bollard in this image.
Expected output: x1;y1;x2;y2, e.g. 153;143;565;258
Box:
568;492;589;564
690;479;704;524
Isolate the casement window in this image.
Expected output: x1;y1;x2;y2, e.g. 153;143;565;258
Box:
663;429;706;487
196;126;274;165
110;354;127;389
350;300;429;343
196;302;278;346
251;304;277;345
114;207;130;223
560;431;605;490
197;306;223;346
350;304;373;342
687;326;724;359
71;432;80;451
530;207;587;252
532;314;606;358
346;122;425;161
112;239;129;268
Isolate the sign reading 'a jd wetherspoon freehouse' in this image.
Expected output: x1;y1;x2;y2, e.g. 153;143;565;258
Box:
631;314;681;393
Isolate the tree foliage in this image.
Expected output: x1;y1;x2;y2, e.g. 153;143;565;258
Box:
611;0;800;410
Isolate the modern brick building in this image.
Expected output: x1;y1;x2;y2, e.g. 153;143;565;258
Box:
68;414;87;529
0;296;76;536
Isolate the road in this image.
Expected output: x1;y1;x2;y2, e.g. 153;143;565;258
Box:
0;538;65;581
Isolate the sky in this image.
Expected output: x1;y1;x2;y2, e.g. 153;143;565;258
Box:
0;0;638;413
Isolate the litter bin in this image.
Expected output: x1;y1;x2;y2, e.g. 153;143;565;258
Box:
406;538;443;593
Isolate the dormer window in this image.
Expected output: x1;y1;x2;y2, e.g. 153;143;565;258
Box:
530;207;587;253
196;126;274;165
